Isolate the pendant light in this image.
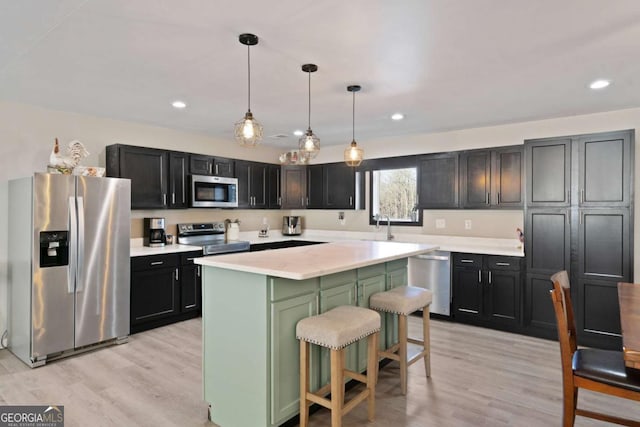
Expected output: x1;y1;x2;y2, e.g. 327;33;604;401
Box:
344;85;364;167
234;33;263;147
299;64;320;160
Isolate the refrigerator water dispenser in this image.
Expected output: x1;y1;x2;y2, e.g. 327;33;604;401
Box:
39;231;69;267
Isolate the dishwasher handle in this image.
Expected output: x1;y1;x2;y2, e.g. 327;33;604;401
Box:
414;254;450;261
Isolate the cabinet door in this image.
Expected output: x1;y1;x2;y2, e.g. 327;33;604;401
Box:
460;150;491;208
575;277;623;350
281;165;307;209
180;264;201;312
523;273;557;339
418;153;459;209
492;146;523;207
213;157;235;177
131;267;178;325
306;165;324;209
525;138;571;207
452;267;483;321
250;163;268;208
268;165;282;209
356;275;386;371
324;163;356;209
108;145;168;209
578;130;632;207
234;160;251;208
270;292;318;425
525;209;571;275
169;152;188;209
319;282;357;386
485;269;520;327
578;209;630;281
189;154;214;175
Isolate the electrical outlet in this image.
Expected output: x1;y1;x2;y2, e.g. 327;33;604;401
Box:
338;211;345;226
464;219;472;230
435;219;446;229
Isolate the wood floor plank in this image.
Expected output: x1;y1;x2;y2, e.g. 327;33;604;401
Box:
0;317;638;426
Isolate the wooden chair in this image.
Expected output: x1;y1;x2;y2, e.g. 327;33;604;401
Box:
549;271;640;426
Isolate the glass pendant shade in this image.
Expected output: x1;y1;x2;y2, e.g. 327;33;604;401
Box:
235;33;262;147
299;64;320;160
344;140;364;166
234;111;263;147
344;84;364;167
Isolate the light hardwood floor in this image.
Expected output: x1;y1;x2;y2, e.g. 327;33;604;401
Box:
1;317;638;426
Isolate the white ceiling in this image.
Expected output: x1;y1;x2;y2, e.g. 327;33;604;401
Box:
2;0;640;149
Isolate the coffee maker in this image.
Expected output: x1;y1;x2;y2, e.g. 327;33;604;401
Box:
144;217;166;247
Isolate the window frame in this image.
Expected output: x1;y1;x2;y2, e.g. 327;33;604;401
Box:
368;166;423;227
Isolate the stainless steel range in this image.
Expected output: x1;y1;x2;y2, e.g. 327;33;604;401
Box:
177;222;250;255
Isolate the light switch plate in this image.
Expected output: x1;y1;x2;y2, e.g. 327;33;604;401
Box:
435;219;446;229
465;219;472;230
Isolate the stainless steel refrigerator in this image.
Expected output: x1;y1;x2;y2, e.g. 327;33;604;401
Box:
8;173;131;367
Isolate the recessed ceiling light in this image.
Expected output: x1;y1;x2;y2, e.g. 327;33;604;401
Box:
391;113;404;121
589;79;610;90
293;130;304;137
172;100;187;109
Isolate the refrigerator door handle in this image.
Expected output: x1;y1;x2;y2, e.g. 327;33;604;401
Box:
68;197;77;294
76;196;85;292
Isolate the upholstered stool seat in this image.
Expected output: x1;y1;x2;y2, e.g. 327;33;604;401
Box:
297;306;381;427
369;286;433;395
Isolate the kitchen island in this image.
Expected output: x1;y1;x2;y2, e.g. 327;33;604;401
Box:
195;240;438;427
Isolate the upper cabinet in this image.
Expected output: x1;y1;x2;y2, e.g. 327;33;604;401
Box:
168;151;188;209
418;153;459;209
525;138;571;207
235;160;268;209
106;144;169;209
189;154;234;177
267;165;282;209
306;165;324;209
281;165;307;209
578;131;632;207
460;146;523;208
323;163;356;209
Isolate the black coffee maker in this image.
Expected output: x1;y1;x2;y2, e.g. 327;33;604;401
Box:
144;217;166;247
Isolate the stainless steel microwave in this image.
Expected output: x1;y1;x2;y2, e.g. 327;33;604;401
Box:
190;175;238;208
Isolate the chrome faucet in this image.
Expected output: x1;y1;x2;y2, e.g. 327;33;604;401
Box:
374;214;394;240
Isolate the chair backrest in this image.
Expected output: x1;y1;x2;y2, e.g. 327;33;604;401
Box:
549;271;577;381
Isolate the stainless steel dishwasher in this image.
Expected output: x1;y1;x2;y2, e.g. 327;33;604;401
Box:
408;251;451;316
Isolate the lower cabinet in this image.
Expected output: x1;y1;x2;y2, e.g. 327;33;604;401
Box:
267;259;407;426
452;253;522;332
130;250;203;333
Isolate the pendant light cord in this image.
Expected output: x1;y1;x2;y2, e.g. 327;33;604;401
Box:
307;71;311;129
352;90;356;141
247;44;251;112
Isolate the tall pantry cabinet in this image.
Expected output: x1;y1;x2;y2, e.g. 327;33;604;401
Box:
523;130;634;350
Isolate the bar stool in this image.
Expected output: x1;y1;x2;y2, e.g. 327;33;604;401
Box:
369;286;432;395
296;305;381;427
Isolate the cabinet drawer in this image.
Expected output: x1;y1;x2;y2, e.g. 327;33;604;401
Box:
180;251;203;265
269;277;318;302
485;256;521;271
131;254;178;271
453;253;482;268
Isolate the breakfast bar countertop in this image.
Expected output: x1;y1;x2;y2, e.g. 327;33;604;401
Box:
195;240;438;280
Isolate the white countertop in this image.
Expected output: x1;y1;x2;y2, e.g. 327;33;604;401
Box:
235;229;524;257
130;238;201;257
195;240;439;280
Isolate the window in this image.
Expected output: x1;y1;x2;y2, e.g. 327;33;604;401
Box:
370;167;421;225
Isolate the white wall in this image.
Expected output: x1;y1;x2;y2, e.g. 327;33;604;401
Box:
1;101;639;341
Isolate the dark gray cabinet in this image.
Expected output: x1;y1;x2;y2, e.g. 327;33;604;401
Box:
189;154;235;177
578;131;632;207
131;250;202;333
460;146;523;208
452;253;522;331
106;144;169;209
169;151;188;209
525;138;571;207
281;165;307;209
324;163;356;209
235;161;268;208
268;165;282;209
306;165;324;209
418;153;459;209
523;129;634;349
